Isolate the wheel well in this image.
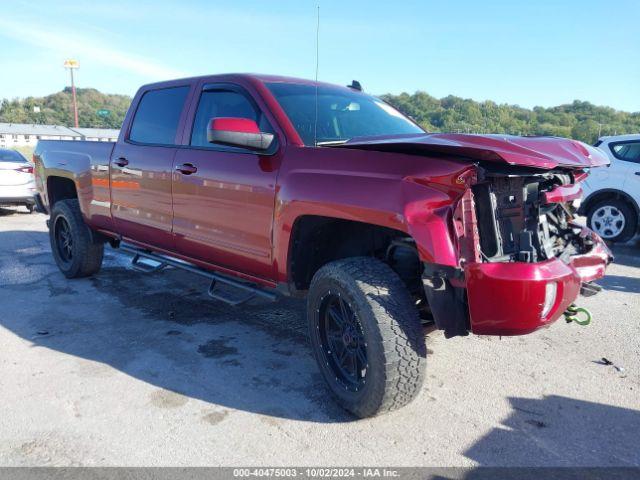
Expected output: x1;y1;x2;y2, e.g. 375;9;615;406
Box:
47;176;77;207
583;190;640;218
287;215;420;292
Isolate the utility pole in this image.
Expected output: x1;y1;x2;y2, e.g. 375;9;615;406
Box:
64;59;80;128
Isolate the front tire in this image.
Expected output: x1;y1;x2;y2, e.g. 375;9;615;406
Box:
307;257;426;418
49;199;104;278
587;198;637;243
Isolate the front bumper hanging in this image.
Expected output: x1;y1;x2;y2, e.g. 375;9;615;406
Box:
464;239;611;336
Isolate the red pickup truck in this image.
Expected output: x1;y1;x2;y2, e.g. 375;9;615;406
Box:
33;74;612;418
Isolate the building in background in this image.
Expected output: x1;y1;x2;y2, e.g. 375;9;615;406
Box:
0;123;119;149
69;127;120;142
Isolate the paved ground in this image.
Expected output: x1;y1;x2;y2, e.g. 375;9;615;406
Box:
0;207;638;467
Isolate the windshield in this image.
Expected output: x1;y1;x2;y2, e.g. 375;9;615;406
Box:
266;83;424;146
0;149;27;163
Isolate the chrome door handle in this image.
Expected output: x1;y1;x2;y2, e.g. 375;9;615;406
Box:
175;163;197;175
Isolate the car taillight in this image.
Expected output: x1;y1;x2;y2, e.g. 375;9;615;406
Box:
16;165;34;174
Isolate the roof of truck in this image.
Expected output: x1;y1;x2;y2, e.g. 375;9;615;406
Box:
138;73;358;91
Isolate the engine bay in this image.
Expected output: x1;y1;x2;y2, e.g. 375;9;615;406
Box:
470;166;597;264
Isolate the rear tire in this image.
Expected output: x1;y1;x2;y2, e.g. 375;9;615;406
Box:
307;257;426;418
587;198;637;243
49;199;104;278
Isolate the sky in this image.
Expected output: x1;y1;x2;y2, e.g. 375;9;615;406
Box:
0;0;638;111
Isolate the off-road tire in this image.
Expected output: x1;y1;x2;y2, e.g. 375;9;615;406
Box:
587;198;637;243
49;199;104;278
307;257;426;418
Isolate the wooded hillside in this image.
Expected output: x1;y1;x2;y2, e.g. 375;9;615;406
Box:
2;87;638;144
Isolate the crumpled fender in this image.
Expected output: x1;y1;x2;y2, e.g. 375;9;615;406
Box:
273;147;472;283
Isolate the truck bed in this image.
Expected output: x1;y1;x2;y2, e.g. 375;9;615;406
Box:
34;139;116;231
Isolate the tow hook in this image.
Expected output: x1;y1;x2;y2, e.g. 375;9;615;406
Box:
564;304;592;326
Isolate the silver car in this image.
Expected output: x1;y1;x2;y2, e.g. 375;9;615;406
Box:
0;149;36;213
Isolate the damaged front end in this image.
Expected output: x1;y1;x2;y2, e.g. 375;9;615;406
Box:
472;166;600;264
335;132;612;338
425;163;612;338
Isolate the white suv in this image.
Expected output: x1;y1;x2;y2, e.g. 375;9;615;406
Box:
581;134;640;242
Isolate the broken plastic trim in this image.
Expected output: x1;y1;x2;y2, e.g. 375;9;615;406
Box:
421;264;469;338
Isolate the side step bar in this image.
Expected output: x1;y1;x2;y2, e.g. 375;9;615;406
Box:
119;244;278;306
131;252;168;273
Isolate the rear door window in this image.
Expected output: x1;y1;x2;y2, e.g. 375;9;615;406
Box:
129;86;189;145
610;141;640;164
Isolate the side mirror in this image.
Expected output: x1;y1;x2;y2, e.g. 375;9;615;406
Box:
207;117;274;151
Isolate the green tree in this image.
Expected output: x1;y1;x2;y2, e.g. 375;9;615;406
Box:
382;91;640;143
0;88;131;128
2;87;639;143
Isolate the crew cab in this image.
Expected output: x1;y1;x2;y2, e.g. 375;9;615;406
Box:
33;74;612;418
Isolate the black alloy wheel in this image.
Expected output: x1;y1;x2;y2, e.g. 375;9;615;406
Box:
307;257;426;418
48;199;104;278
318;292;368;391
54;215;74;264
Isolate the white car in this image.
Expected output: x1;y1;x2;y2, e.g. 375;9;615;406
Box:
0;149;36;213
581;134;640;242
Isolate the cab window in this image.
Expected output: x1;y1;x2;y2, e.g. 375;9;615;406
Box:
190;89;273;148
129;86;189;145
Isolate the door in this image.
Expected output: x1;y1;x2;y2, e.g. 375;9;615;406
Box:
110;85;190;250
610;140;640;199
172;83;280;280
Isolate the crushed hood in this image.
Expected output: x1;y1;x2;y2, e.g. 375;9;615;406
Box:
332;133;609;170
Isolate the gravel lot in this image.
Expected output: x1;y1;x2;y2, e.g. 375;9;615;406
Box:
0;207;638;467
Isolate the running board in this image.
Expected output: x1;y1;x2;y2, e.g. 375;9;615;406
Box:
119;244;278;306
131;252;168;273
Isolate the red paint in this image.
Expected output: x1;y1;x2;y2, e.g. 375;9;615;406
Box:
573;170;589;183
171;146;279;280
466;226;611;335
466;258;582;335
210;117;260;133
341;133;610;169
33;73;612;339
109;141;176;251
542;183;582;204
272;146;469;277
567;232;611;282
